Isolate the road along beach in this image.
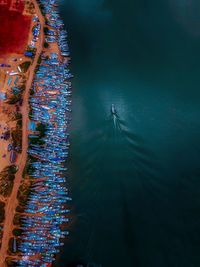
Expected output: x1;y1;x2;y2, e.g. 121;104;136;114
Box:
0;0;72;266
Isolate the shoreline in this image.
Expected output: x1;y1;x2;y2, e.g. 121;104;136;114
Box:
0;0;71;266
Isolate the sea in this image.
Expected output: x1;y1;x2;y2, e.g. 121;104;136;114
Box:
56;0;200;266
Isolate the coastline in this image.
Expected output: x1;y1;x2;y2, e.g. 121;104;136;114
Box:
0;0;71;266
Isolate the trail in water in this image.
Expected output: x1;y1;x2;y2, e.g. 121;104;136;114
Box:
66;108;168;266
60;105;200;267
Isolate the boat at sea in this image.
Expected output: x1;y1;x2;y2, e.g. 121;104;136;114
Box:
111;104;116;115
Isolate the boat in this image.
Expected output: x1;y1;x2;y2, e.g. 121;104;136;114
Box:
111;104;117;115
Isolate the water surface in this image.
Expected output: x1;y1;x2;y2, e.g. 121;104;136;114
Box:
58;1;200;266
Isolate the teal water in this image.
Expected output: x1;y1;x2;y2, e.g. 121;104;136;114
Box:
58;1;200;266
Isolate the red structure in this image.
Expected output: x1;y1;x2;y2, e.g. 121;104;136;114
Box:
0;0;31;56
0;0;9;5
9;0;25;12
0;0;25;12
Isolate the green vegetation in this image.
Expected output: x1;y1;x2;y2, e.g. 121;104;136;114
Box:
36;123;47;137
7;94;22;105
22;158;34;178
0;179;14;197
16;180;32;214
16;205;24;213
0;201;5;223
11;112;22;121
0;201;5;209
11;126;22;153
44;42;49;48
0;212;5;224
16;118;22;128
28;122;47;147
34;54;42;75
26;123;47;178
13;214;22;226
28;107;33;119
29;136;45;146
44;26;49;34
34;64;40;74
39;3;46;16
0;165;17;178
0;166;17;197
10;111;23;153
30;89;35;95
19;61;31;73
12;228;23;237
6;165;17;174
5;257;18;267
7;84;25;105
37;55;42;65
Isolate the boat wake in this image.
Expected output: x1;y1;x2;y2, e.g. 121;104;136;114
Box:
66;104;166;266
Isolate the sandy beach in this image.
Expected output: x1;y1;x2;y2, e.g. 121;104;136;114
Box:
0;0;71;266
0;0;45;265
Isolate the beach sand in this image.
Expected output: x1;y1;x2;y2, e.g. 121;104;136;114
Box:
0;0;44;265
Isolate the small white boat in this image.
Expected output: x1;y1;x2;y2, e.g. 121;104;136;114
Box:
111;104;116;115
